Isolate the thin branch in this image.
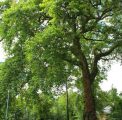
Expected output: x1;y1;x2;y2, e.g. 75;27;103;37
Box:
101;58;109;61
100;8;112;19
89;0;101;8
82;35;103;42
0;38;3;42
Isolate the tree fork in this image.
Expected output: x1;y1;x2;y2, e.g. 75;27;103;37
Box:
72;36;97;119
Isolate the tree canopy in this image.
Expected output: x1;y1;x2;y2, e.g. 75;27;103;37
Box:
0;0;122;120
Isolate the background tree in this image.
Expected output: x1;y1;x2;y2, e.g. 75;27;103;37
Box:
107;88;122;120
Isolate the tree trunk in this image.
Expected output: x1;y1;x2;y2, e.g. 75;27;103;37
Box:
82;74;97;120
72;34;98;120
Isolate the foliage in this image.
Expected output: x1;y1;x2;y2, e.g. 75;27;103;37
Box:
0;0;122;119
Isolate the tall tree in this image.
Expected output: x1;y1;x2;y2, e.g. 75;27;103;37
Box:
0;0;122;120
32;1;121;119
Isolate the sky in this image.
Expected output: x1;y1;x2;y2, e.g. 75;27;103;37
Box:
0;42;122;93
0;43;6;62
100;63;122;93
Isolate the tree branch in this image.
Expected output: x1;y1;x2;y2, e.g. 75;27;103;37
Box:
98;41;122;58
0;37;3;42
72;36;91;78
82;7;113;34
82;35;103;42
91;41;122;82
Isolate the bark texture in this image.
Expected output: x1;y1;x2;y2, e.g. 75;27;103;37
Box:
82;75;97;120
